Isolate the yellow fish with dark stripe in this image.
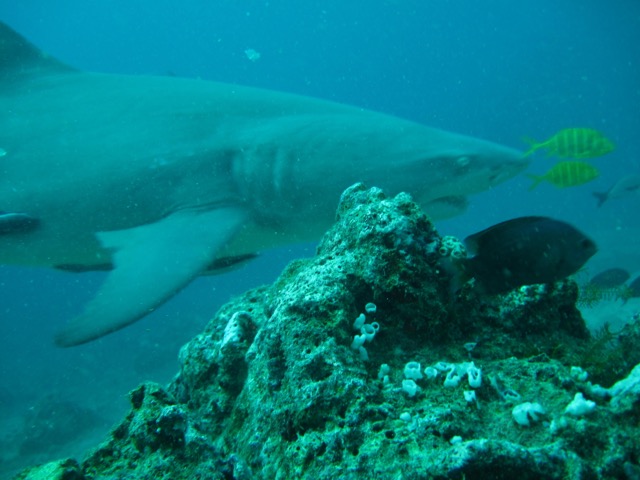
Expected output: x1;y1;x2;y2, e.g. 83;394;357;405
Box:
524;128;614;159
527;161;600;190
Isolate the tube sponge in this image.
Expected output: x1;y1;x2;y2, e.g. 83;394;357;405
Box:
564;393;596;416
404;361;423;380
512;402;546;427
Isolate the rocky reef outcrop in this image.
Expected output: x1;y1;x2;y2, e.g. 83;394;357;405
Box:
17;184;640;480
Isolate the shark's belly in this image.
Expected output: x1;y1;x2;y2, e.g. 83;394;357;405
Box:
0;152;194;267
217;215;332;259
0;98;234;267
0;178;163;267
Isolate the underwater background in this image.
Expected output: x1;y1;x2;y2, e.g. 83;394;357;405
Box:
0;1;639;477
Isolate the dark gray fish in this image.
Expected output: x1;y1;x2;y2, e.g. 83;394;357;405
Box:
463;216;597;294
593;174;640;207
589;268;631;288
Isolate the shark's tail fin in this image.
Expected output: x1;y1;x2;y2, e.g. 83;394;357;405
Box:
592;191;608;207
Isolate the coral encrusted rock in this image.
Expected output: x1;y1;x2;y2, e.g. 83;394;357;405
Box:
16;184;640;480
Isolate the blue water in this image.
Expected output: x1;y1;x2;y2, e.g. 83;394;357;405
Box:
1;1;639;476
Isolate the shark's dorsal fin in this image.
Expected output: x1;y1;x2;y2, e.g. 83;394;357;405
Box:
0;22;75;81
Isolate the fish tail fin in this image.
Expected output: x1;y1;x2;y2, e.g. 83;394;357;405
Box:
522;137;539;158
526;173;544;191
592;191;608;207
437;256;468;300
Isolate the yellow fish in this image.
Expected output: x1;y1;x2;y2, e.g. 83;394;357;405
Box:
527;161;600;190
524;128;614;159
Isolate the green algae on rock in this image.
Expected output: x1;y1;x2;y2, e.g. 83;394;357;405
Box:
15;184;640;480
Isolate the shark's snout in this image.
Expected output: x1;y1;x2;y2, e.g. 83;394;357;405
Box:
484;146;528;184
488;159;527;184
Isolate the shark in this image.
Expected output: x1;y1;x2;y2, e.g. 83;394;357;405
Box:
0;22;528;346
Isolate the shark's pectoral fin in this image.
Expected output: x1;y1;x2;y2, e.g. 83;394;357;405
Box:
424;195;469;220
55;208;247;347
0;212;39;234
202;252;260;275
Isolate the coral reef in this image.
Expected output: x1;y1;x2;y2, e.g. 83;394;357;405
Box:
16;184;640;480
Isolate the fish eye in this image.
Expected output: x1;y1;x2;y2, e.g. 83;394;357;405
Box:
580;239;596;251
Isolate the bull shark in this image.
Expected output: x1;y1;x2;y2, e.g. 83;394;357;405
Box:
0;22;528;346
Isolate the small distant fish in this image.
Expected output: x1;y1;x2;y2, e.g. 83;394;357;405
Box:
523;128;615;159
589;268;630;288
527;161;600;190
244;48;261;62
593;174;640;207
462;216;597;294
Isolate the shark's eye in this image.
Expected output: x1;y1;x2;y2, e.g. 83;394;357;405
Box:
456;156;471;168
